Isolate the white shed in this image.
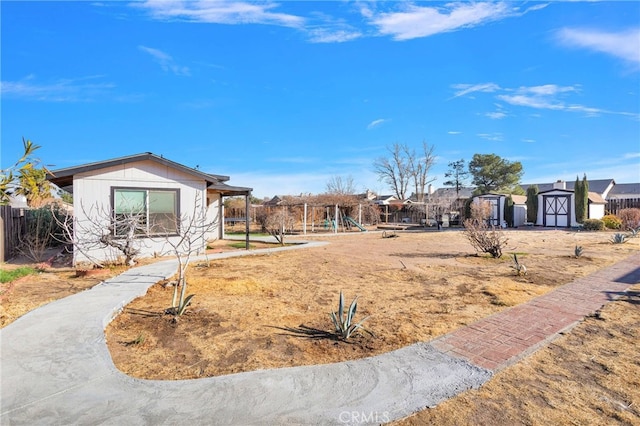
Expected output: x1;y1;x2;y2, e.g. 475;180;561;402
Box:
536;183;607;228
48;153;252;265
472;193;528;228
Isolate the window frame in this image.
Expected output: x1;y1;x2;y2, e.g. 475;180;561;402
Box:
110;186;181;237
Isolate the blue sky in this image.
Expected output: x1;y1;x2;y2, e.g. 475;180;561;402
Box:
2;1;639;199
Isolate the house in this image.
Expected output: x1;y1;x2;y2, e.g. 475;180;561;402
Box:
521;178;616;201
47;152;252;265
607;183;640;200
472;193;527;227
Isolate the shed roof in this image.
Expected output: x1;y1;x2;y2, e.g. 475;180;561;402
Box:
587;192;606;204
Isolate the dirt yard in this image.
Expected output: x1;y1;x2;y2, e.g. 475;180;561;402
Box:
2;228;638;424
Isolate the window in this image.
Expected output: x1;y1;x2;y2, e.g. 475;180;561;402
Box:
113;188;179;236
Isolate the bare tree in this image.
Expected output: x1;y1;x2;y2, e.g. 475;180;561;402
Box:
261;206;295;245
443;159;469;197
373;143;411;200
160;193;218;318
55;201;147;268
325;175;357;195
408;141;437;203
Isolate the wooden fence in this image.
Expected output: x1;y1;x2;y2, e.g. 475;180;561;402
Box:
606;198;640;216
0;205;27;262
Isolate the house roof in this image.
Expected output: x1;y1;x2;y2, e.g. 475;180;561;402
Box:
588;192;606;204
608;183;640;195
520;179;615;196
47;152;252;195
473;193;527;204
428;187;475;199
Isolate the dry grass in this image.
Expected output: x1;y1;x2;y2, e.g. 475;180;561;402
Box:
105;229;639;380
3;229;638;425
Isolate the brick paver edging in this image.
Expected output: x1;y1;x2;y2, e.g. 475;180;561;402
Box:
432;252;640;371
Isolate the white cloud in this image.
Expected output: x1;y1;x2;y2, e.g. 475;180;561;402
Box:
496;86;639;119
485;112;506;120
367;2;514;40
135;0;304;28
307;28;362;43
138;46;190;76
1;75;115;102
367;118;389;130
451;83;500;98
497;93;563;110
448;131;462;135
522;84;579;96
477;132;504;142
557;27;640;66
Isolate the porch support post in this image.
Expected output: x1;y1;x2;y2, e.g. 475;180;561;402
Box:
245;193;250;250
303;203;307;235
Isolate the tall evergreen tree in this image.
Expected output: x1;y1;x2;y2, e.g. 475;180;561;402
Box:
526;185;538;223
574;175;588;223
504;195;514;227
581;174;589;221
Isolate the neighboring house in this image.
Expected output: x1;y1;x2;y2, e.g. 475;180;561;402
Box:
521;179;616;200
373;195;399;205
472;193;527;227
607;183;640;200
47;152;252;265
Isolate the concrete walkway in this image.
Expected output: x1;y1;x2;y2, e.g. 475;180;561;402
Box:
1;241;638;425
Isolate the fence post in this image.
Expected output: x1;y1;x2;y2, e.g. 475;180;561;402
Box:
0;213;5;262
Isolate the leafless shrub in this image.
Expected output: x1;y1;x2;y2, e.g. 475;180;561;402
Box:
262;207;295;245
16;205;66;262
618;208;640;231
463;218;508;258
54;201;146;268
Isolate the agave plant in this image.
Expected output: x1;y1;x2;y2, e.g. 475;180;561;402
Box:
330;291;373;340
511;253;527;276
166;293;195;316
574;245;584;258
611;233;628;244
627;227;640;238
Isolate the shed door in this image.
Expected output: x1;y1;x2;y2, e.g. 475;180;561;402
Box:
483;197;500;226
544;195;570;227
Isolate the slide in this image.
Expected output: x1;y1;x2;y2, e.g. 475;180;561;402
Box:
345;216;367;232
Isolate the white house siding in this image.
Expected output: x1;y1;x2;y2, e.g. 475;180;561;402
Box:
72;160;213;265
588;203;605;220
206;191;222;241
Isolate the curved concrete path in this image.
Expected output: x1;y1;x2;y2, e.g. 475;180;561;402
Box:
1;241;638;425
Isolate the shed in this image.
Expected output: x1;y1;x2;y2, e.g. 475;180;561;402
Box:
472;193;527;228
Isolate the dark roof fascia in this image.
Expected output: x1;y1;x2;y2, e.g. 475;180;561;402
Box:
538;188;574;194
47;153;230;188
207;183;253;196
